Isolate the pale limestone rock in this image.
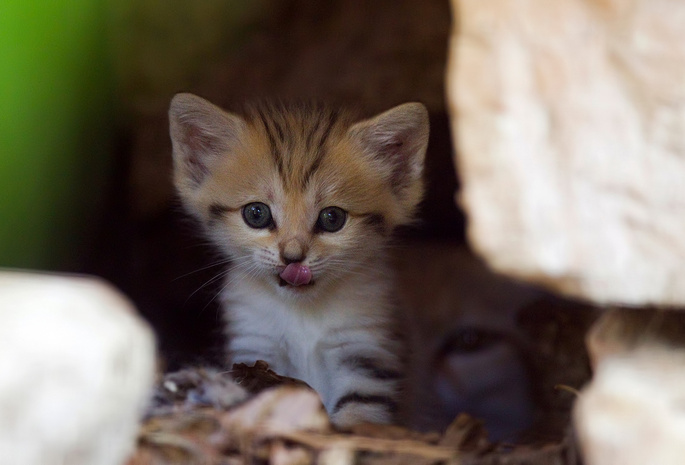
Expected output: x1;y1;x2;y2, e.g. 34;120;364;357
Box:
574;348;685;465
0;272;156;465
448;0;685;305
576;309;685;464
585;308;685;369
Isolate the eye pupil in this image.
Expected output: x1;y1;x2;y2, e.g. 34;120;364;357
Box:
317;207;346;233
324;210;336;223
242;202;272;229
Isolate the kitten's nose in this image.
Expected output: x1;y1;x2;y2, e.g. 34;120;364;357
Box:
280;239;307;264
281;253;304;265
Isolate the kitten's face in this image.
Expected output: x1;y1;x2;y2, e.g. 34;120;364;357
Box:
197;130;396;296
169;95;428;299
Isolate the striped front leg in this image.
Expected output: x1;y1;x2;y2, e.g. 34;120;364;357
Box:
323;345;404;428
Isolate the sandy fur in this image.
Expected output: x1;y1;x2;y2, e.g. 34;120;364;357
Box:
169;93;428;426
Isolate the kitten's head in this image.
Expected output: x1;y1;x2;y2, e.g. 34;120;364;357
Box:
169;93;428;299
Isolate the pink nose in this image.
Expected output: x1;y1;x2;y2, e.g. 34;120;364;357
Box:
279;263;312;286
280;238;308;265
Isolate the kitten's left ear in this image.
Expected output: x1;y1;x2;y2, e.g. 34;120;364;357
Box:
169;93;246;188
349;103;429;203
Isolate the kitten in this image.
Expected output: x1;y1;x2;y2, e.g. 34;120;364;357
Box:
168;93;428;427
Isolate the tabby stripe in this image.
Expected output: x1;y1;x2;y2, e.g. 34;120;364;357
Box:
208;204;237;218
332;393;398;414
305;115;321;152
302;152;325;189
341;356;402;380
271;113;292;174
317;109;339;154
256;107;285;177
271;114;286;144
361;213;387;235
302;110;339;187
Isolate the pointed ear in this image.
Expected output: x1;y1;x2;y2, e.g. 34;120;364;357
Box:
169;93;245;187
348;103;429;201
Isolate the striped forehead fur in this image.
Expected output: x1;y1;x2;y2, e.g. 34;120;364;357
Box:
239;102;357;192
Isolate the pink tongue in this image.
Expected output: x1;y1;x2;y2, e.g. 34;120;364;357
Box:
279;263;312;286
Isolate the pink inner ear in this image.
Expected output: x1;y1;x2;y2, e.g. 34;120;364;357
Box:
180;124;222;183
385;140;406;162
185;124;217;153
184;153;209;183
379;136;416;192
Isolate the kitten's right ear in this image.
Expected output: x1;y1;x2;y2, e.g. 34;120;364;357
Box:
169;93;245;186
348;102;429;218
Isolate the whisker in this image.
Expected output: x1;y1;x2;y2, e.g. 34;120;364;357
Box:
185;269;231;304
173;257;233;281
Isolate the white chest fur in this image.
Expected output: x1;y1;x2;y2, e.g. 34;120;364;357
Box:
221;269;400;416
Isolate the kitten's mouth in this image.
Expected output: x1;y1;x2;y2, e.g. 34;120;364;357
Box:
278;263;313;288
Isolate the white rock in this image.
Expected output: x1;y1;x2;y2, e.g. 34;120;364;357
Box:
574;348;685;465
448;0;685;306
584;308;685;369
0;272;156;465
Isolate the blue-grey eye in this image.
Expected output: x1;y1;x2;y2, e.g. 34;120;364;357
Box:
242;202;272;229
317;206;347;233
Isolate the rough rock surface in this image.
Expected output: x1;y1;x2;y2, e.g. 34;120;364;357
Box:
0;272;156;465
575;347;685;465
448;0;685;306
575;308;685;465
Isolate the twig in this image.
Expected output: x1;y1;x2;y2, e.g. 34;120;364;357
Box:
276;430;459;461
555;384;582;397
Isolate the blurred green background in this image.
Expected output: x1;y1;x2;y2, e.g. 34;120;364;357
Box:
0;0;263;270
0;0;472;380
0;1;113;270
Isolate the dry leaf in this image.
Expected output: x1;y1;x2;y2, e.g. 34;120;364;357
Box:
220;385;330;436
231;360;312;394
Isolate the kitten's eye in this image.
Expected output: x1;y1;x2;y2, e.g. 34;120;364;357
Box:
317;206;347;233
242;202;273;229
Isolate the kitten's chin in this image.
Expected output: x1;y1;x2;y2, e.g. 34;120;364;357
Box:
277;276;316;291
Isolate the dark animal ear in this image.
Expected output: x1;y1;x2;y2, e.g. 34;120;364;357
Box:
348;103;429;203
169;93;245;187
